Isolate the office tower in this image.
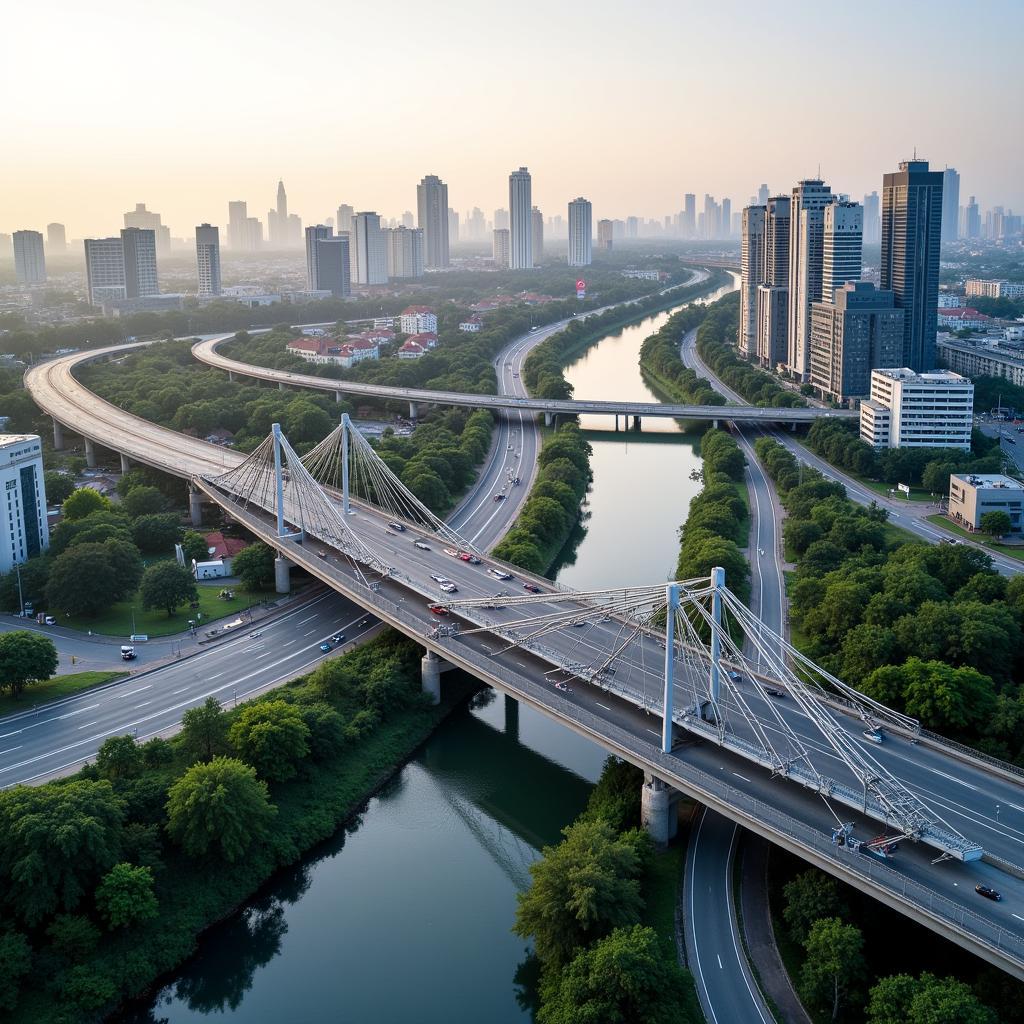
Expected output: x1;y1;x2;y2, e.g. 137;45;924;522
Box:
123;203;171;256
305;225;333;291
597;219;613;251
739;207;766;358
862;191;880;245
962;195;981;239
721;198;732;239
492;228;511;268
336;204;355;236
941;168;960;243
400;211;415;229
467;207;486;241
84;238;127;305
755;195;791;370
227;201;251;250
352;212;387;285
821;201;863;301
120;228;159;298
246;217;263;248
416;175;450;268
269;180;288;246
448;208;460;246
12;231;46;286
809;282;904;402
314;236;351;296
195;223;221;296
757;184;769;206
531;207;544;265
683;194;696;237
881;159;943;372
568;198;593;267
494;208;509;231
46;223;66;255
508;168;533;269
385;226;424;279
860;368;972;450
787;178;834;380
626;216;639;239
0;433;49;573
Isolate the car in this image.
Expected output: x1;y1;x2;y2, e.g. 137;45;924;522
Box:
331;633;345;643
863;727;884;744
1006;437;1017;445
444;548;460;557
428;604;448;616
765;687;785;699
317;550;328;558
488;568;513;580
523;583;542;593
458;551;472;561
387;521;406;532
507;444;514;451
727;670;741;682
439;582;458;593
430;574;446;583
975;884;1002;901
44;615;56;625
319;642;332;652
466;555;482;564
572;620;586;628
414;541;430;550
494;493;506;502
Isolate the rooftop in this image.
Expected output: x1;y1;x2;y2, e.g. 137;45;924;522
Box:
952;474;1024;491
871;367;971;385
0;433;40;449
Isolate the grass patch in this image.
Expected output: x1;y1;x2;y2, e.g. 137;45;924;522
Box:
924;514;1024;561
59;582;271;638
859;478;934;502
0;670;127;717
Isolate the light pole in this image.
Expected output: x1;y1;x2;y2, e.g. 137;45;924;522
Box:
14;562;24;617
996;804;1001;824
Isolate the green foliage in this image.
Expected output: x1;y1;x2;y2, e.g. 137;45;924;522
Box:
165;757;276;862
122;484;168;518
180;696;230;763
800;916;865;1022
866;972;996;1024
579;757;644;833
637;303;726;405
0;928;32;1013
180;529;210;563
700;428;746;482
95;735;145;781
43;470;75;505
131;511;182;552
228;700;311;781
140;561;197;616
62;488;111;520
95;862;158;929
231;541;276;590
46;913;100;961
46;542;124;616
980;510;1012;538
0;629;57;697
783;869;847;944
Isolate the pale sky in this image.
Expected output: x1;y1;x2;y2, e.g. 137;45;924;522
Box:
5;0;1022;239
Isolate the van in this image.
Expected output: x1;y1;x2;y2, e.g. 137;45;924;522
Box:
120;645;136;661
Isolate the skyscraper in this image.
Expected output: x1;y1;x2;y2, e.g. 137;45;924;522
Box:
721;198;732;239
124;203;171;256
12;231;46;286
492;229;511;268
568;198;593;267
862;191;880;245
448;208;460;246
120;228;159;298
268;180;289;247
757;184;770;206
84;238;127;306
46;223;66;255
756;195;791;369
962;196;981;239
416;175;450;268
683;194;696;238
195;223;221;296
787;178;833;380
597;219;613;251
494;208;509;231
881;158;943;372
739;206;766;358
385;227;424;279
314;236;351;296
305;225;333;291
531;207;544;265
508;168;533;269
941;168;960;244
352;212;387;285
821;201;863;302
336;204;355;236
228;201;252;250
466;207;486;242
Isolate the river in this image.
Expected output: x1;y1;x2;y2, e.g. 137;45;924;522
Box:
117;278;737;1024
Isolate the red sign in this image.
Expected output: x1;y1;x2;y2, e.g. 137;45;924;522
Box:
576;279;586;290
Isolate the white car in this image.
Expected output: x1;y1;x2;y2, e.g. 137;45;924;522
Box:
488;568;513;581
439;582;458;594
430;574;446;584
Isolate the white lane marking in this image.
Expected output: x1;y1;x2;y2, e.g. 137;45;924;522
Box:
242;645;265;653
114;686;152;699
172;688;188;694
732;772;752;783
646;728;660;736
303;629;316;637
58;703;100;719
0;729;23;738
209;673;224;680
0;745;21;755
596;702;612;711
1014;914;1024;922
717;955;723;969
135;702;151;708
77;722;98;730
297;614;318;624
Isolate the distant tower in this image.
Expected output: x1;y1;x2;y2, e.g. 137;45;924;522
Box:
757;184;770;206
120;228;159;298
941;168;960;244
416;175;450;268
195;224;221;296
862;191;880;245
531;207;544;266
46;223;66;255
351;212;387;285
567;198;593;267
492;228;511;268
12;230;46;286
508;168;533;269
597;219;614;251
270;180;289;246
683;194;696;237
305;225;332;291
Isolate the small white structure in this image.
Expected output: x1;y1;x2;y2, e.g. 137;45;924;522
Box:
399;306;438;334
193;558;228;579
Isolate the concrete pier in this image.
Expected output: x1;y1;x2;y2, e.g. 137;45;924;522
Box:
641;775;675;846
409;401;420;420
544;411;554;427
52;419;64;451
504;693;520;742
84;438;97;468
632;415;642;432
189;488;203;527
335;391;343;403
421;650;442;705
228;370;235;382
278;381;286;391
274;555;291;594
120;453;131;474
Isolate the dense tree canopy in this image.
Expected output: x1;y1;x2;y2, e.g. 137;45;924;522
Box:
0;629;58;697
140;561;197;616
228;700;311;781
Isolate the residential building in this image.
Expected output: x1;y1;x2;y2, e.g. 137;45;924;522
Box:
937;308;991;330
937;292;962;308
0;434;48;574
46;222;66;255
756;195;791;369
531;207;544;265
509;168;533;269
336;204;355;235
948;474;1024;535
941;168;960;244
739;206;766;358
721;198;732;238
227;201;253;250
787;178;834;380
351;212;387;285
863;191;880;245
597;219;613;251
821;201;863;301
314;235;352;297
398;338;430;359
493;228;511;268
494;208;509;231
305;225;333;291
881;159;943;372
416;175;449;268
245;217;263;249
124;203;171;256
84;237;127;305
567;197;593;267
400;306;438;334
195;223;221;296
286;336;377;368
965;279;1024;300
808;282;904;402
938;338;1024;388
858;367;972;449
466;207;486;241
13;230;46;286
120;228;159;298
683;194;696;237
386;227;424;279
961;196;981;239
459;316;483;332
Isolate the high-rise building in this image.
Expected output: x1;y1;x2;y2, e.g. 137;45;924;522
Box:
597;219;614;251
739;206;766;358
195;223;221;296
228;201;254;250
492;228;511;268
352;212;387;285
269;180;289;247
862;191;880;245
246;217;263;249
46;222;66;255
0;433;49;574
123;203;171;256
494;208;509;231
568;198;593;267
401;211;415;229
385;226;424;279
305;225;333;291
531;207;544;265
787;178;834;380
120;228;159;298
683;194;696;238
756;196;793;369
881;159;943;372
508;168;533;269
941;168;960;244
757;184;770;206
314;236;351;296
336;204;355;236
821;201;863;302
416;175;449;269
12;231;46;286
961;196;981;239
448;208;460;246
467;207;486;242
721;198;732;239
626;215;639;238
808;282;904;402
84;237;127;305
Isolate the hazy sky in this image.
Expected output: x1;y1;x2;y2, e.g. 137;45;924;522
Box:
5;0;1022;239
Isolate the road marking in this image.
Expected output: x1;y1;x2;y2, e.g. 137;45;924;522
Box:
596;702;611;711
732;772;751;783
303;629;316;636
209;673;224;680
646;728;660;736
135;702;151;708
114;686;152;699
297;614;318;624
241;645;264;653
172;688;188;694
58;703;100;719
77;722;99;730
717;955;723;969
0;730;23;739
0;745;21;755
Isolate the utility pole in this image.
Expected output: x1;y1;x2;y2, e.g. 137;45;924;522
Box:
14;562;24;617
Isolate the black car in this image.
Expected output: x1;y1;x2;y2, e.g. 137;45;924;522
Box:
765;687;785;699
387;522;406;532
975;884;1002;901
523;583;542;594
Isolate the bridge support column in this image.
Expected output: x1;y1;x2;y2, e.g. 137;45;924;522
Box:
632;415;641;431
614;414;619;432
712;419;719;430
641;775;675;847
228;370;235;382
119;453;131;474
421;650;442;705
84;438;97;468
52;419;64;451
335;390;342;403
504;693;519;742
188;488;203;527
544;411;554;427
274;555;291;594
278;381;285;391
791;421;797;432
409;401;419;420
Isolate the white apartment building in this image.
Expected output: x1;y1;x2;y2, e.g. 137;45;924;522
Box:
195;223;221;296
13;231;46;286
740;206;766;358
0;434;49;574
493;228;511;268
508;168;533;269
859;368;973;450
965;279;1024;300
84;237;127;305
567;197;592;267
352;212;387;285
386;227;425;279
821;201;863;302
400;306;437;334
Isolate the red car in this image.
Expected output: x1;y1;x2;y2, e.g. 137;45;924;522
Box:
523;583;542;594
428;604;449;616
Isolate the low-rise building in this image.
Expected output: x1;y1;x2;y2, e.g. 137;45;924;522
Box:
948;474;1024;534
965;279;1024;300
937;292;962;308
399;306;437;334
937;307;991;331
406;332;437;351
398;338;427;359
939;337;1024;387
286;335;380;369
459;315;483;332
858;368;973;450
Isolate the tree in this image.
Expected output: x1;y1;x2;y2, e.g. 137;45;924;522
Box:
538;925;691;1024
122;484;167;519
43;470;75;505
800;917;865;1023
102;538;145;601
95;735;144;781
95;862;158;929
980;510;1012;539
62;488;111;521
513;818;648;967
165;757;276;862
232;542;276;590
783;870;846;943
181;529;210;564
46;913;100;962
131;511;182;552
140;561;197;616
45;542;121;617
0;630;58;698
180;696;230;763
0;929;31;1013
866;972;996;1024
228;700;311;781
